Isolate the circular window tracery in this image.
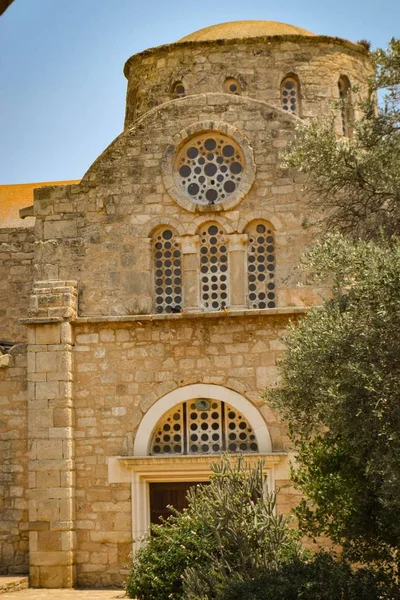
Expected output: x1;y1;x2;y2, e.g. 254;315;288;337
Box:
150;399;259;455
176;133;244;206
163;122;255;213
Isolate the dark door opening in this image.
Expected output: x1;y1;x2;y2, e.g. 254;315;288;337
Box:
149;481;204;524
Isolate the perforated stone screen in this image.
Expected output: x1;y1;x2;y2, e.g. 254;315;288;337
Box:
246;222;276;309
176;133;244;206
153;228;183;314
150;400;259;455
199;223;229;310
281;78;299;115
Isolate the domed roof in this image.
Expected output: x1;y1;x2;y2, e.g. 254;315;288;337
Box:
179;20;316;42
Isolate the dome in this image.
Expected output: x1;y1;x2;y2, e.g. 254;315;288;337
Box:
178;20;316;42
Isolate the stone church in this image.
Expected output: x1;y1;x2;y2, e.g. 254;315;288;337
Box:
0;20;372;588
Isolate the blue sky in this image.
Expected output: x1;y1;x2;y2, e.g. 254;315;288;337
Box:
0;0;398;184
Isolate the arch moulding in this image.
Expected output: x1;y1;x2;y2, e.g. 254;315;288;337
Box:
133;383;272;455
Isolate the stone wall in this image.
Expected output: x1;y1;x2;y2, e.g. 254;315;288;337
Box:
0;344;29;575
72;312;301;586
32;95;324;318
0;227;35;343
124;37;372;128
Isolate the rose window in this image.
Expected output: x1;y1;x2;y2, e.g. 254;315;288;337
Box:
150;399;259;455
176;133;245;206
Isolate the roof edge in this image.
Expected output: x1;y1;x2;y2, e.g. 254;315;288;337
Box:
124;34;369;78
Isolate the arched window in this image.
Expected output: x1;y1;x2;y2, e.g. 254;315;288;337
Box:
153;227;182;314
150;399;259;455
246;221;276;309
134;90;146;119
281;75;300;116
199;222;229;311
223;77;242;95
338;76;352;136
172;81;186;98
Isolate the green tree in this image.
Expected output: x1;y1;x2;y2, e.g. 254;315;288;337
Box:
267;234;400;567
283;39;400;240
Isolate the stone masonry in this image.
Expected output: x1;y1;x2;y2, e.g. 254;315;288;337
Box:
0;21;372;588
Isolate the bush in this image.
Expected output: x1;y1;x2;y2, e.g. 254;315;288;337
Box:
125;507;211;600
220;552;400;600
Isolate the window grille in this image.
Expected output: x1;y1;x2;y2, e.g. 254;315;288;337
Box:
150;399;259;455
199;223;229;310
153;228;182;314
246;222;276;309
176;133;244;206
281;76;300;116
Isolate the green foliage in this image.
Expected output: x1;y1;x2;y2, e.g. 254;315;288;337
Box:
282;38;400;240
126;456;301;600
220;553;400;600
267;235;400;565
182;456;301;599
125;507;211;600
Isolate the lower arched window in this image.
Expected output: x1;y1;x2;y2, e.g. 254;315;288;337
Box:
150;399;259;455
153;227;182;314
246;221;276;309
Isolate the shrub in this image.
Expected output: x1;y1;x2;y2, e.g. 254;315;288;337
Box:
220;552;400;600
125;506;211;600
126;456;300;600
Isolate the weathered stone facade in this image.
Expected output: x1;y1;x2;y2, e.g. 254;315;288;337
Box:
0;21;372;588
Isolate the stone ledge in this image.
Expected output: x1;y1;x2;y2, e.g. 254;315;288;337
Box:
73;306;309;324
0;576;29;595
19;306;309;325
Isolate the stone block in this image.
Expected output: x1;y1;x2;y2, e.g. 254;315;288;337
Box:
35;382;60;401
35;325;61;346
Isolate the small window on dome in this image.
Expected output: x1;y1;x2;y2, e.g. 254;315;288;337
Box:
223;77;242;95
134;91;146;119
172;81;186;98
281;75;300;116
338;76;352;137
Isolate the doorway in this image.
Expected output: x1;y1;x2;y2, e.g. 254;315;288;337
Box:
149;481;203;524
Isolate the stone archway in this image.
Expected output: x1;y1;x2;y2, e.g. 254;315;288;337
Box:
133;383;272;455
108;384;286;549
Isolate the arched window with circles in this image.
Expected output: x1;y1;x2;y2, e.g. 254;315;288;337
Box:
338;75;352;136
246;221;276;309
281;75;301;116
150;398;259;455
198;222;229;311
153;227;183;314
